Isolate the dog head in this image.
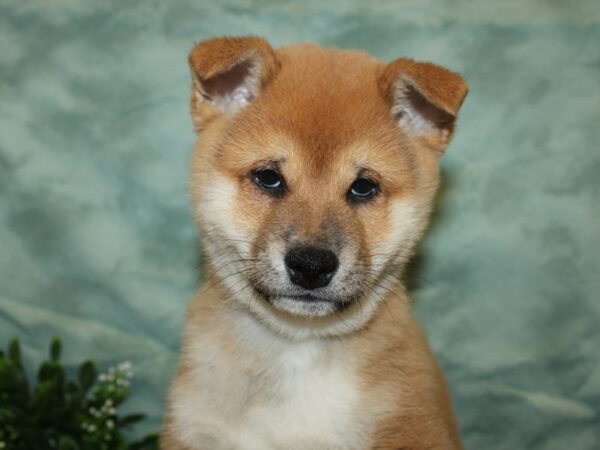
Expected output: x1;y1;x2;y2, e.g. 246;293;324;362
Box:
187;37;467;338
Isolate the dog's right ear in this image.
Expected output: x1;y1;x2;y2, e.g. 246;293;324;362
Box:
188;36;279;131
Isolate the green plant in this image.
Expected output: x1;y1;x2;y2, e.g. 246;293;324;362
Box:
0;337;159;450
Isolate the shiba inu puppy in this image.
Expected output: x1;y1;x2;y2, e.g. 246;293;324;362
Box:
162;36;468;450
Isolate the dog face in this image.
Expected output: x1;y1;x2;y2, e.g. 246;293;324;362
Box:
188;37;467;337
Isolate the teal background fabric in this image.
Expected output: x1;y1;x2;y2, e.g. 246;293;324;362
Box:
1;1;599;448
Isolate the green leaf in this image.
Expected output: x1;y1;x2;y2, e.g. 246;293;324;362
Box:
78;361;96;394
50;337;62;362
66;381;80;395
38;362;54;382
118;413;145;428
0;407;17;422
38;361;65;384
58;435;80;450
8;339;21;366
128;433;159;450
0;355;7;375
31;379;59;411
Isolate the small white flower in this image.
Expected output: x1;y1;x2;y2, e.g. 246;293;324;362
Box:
88;424;97;433
105;399;113;406
109;407;117;415
98;374;107;382
118;361;132;371
0;441;6;449
117;378;131;387
106;419;114;429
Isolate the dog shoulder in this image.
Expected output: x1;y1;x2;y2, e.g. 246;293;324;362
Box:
357;311;463;450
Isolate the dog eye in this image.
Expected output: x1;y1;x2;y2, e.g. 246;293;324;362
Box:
252;169;285;197
347;178;379;204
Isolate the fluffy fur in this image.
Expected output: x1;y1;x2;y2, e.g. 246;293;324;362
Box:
162;36;468;450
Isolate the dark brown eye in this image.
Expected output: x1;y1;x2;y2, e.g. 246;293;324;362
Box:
347;178;379;204
252;169;285;197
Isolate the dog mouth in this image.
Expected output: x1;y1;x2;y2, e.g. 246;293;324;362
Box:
278;293;321;302
252;285;355;315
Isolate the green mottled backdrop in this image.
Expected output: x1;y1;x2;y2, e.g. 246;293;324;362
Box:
1;1;599;448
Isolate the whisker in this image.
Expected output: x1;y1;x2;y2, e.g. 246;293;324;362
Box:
219;238;266;253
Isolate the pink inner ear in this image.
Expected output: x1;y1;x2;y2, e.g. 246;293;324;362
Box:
398;85;455;131
200;59;259;113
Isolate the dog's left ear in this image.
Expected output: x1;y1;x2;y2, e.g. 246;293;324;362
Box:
378;59;468;155
188;36;280;130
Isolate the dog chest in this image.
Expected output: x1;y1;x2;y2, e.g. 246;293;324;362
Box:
171;335;373;449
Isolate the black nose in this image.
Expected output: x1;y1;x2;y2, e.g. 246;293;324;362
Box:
285;246;339;290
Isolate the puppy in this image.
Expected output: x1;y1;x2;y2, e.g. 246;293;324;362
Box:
162;36;468;450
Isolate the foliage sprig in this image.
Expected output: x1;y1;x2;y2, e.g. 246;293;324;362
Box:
0;338;158;450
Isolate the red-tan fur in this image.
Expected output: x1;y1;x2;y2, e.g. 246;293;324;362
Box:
162;36;468;450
